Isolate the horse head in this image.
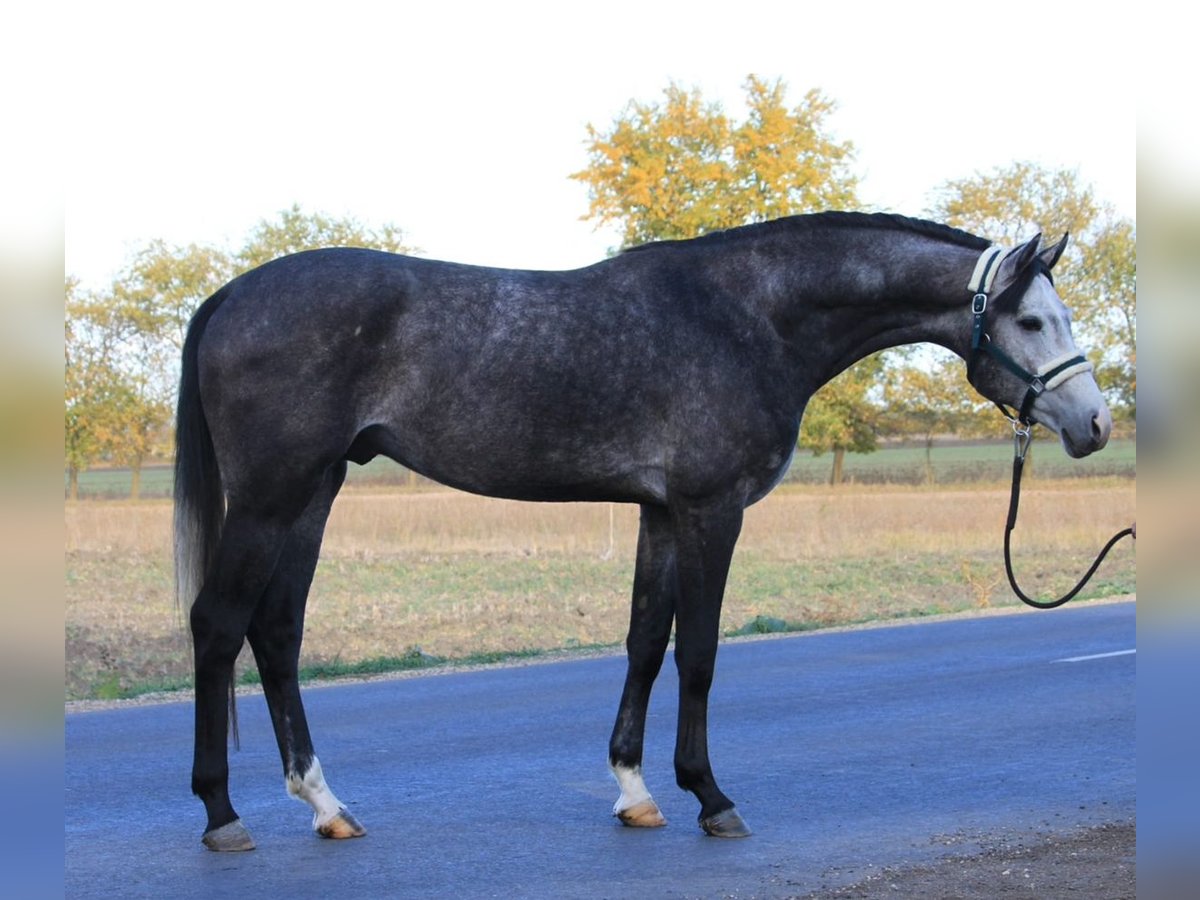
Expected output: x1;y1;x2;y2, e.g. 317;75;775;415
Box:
966;233;1112;458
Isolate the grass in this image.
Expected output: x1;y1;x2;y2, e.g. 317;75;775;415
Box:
65;476;1137;701
67;436;1136;498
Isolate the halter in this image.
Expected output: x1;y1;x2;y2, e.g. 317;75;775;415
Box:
966;245;1134;609
966;245;1093;426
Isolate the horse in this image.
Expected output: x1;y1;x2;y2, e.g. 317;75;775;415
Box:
174;211;1111;851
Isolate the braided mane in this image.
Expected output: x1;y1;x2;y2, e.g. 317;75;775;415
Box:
623;211;991;254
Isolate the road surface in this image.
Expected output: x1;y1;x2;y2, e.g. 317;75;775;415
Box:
65;601;1134;898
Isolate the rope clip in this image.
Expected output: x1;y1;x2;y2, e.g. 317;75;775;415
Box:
1011;418;1034;462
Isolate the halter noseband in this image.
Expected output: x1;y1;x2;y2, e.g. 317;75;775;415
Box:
966;245;1093;426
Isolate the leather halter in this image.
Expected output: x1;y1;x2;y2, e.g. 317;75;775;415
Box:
966;245;1093;426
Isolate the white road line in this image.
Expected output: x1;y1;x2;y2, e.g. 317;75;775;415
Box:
1053;649;1136;664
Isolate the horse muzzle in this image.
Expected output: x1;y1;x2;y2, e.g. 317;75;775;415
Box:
1060;403;1112;458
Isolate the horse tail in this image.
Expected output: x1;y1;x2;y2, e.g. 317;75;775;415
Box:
173;286;228;612
174;284;243;744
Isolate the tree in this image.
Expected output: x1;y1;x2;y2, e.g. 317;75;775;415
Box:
573;75;858;248
1070;216;1136;414
82;242;232;497
66;278;109;498
117;240;232;355
929;162;1135;418
930;161;1100;248
799;354;884;485
65;279;147;498
236;203;415;272
881;353;991;482
730;78;858;224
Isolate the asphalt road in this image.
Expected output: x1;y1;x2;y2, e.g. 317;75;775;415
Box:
65;601;1134;898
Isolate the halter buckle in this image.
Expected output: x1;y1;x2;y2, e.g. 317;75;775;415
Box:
972;293;988;314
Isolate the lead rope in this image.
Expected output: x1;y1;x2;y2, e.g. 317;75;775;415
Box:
1003;421;1135;609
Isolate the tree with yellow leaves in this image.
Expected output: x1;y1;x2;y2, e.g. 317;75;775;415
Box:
573;76;858;248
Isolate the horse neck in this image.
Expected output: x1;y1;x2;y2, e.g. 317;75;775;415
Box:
713;227;984;388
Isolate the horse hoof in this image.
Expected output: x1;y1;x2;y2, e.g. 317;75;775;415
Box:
615;799;667;828
699;807;752;838
201;818;256;852
316;808;367;839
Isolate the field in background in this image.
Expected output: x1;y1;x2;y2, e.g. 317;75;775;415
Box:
65;475;1136;700
67;437;1136;498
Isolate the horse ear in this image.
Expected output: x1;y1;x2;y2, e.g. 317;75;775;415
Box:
1038;233;1069;271
1008;234;1043;273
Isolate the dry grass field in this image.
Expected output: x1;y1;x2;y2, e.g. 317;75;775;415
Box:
65;480;1136;700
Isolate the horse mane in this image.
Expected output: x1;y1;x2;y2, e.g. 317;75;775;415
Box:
622;211;992;254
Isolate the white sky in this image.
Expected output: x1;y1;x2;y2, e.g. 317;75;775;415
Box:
55;1;1139;291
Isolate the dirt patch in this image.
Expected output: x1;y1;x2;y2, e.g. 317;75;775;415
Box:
795;821;1135;899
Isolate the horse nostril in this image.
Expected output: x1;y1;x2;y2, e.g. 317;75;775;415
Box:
1091;410;1112;446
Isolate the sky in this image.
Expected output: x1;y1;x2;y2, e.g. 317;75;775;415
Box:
56;1;1140;292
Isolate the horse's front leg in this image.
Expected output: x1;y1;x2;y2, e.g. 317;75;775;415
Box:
609;504;677;827
670;501;752;838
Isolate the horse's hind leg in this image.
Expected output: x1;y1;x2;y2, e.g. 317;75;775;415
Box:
609;504;676;828
246;461;365;841
191;504;301;851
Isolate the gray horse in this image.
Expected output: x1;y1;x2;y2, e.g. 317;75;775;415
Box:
174;212;1110;850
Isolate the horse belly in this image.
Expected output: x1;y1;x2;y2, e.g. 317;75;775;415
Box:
358;402;669;505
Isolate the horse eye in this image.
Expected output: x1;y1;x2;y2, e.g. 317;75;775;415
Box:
1018;317;1043;332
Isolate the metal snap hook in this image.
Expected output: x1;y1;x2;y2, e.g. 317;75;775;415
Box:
1011;418;1033;461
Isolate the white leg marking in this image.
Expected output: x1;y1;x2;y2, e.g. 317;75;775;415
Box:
285;756;347;830
610;763;654;817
